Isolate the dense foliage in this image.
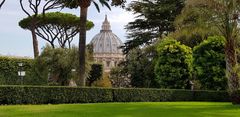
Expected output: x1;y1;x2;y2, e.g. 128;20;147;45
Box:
178;0;240;104
59;0;125;10
19;12;94;48
117;47;157;88
172;0;218;48
87;63;103;86
193;36;227;90
110;66;131;88
0;56;38;85
38;46;84;86
0;46;101;86
155;39;192;89
0;86;230;105
123;0;185;54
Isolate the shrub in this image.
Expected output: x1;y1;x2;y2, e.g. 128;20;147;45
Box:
193;36;227;90
120;47;157;88
38;45;94;86
0;86;113;104
112;88;229;102
0;56;33;85
87;63;103;86
95;72;112;87
21;58;50;85
110;66;131;88
0;86;230;105
38;46;78;86
154;38;193;89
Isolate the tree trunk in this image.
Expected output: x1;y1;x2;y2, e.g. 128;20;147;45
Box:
30;26;39;58
225;37;240;104
78;7;88;87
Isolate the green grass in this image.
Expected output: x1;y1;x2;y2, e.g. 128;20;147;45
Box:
0;102;240;117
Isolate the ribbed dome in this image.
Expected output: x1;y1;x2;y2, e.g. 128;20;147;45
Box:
90;15;123;54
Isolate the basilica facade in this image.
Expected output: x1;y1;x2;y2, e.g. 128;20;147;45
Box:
90;15;124;72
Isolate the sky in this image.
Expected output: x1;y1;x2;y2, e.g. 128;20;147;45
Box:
0;0;134;57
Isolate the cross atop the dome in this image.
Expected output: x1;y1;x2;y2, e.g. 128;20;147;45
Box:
101;15;111;32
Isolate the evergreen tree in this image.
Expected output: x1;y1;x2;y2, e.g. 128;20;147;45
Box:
123;0;185;54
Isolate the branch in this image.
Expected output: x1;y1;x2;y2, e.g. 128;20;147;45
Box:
43;0;62;14
36;27;51;42
20;0;31;17
28;0;37;14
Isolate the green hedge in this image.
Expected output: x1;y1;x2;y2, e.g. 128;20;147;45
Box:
0;57;33;85
112;88;229;102
0;86;112;104
0;86;231;105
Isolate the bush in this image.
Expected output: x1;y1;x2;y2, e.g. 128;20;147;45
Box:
87;63;103;86
112;88;229;102
0;56;49;85
124;47;157;88
38;46;78;86
25;58;48;85
193;36;227;90
110;66;131;88
95;72;112;87
0;86;113;104
0;56;33;85
154;38;193;89
0;86;230;105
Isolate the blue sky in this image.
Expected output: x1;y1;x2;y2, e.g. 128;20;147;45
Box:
0;0;134;57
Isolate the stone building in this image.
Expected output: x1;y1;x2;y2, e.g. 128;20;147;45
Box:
90;15;124;72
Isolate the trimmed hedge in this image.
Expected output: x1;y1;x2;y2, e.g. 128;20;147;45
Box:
0;86;112;104
0;86;231;105
112;88;229;102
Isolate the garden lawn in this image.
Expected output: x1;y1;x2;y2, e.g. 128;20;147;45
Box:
0;102;240;117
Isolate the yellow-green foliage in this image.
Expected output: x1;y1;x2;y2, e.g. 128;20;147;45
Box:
95;72;112;88
155;38;193;89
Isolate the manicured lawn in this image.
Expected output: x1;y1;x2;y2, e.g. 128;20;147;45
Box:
0;102;240;117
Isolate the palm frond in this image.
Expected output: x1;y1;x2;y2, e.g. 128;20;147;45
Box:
99;0;111;10
92;1;100;12
0;0;6;9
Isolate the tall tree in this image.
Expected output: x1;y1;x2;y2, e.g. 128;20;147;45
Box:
19;0;62;58
61;0;125;86
19;12;94;48
179;0;240;104
123;0;185;54
111;46;157;88
172;0;220;48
